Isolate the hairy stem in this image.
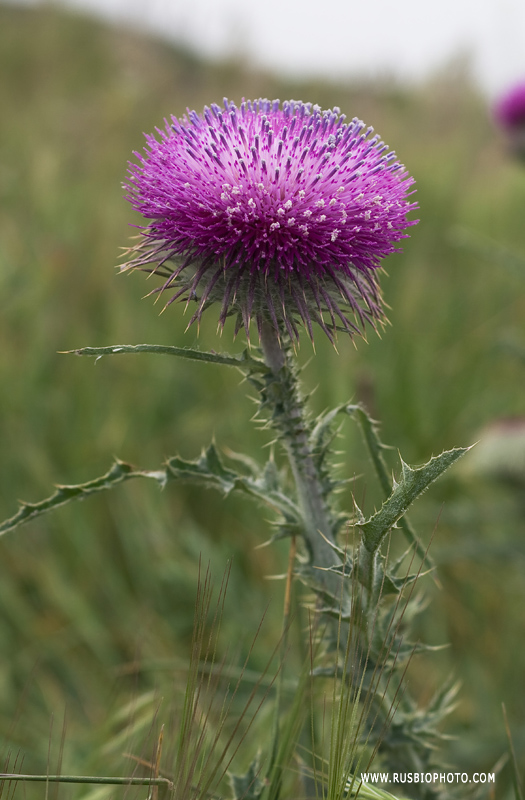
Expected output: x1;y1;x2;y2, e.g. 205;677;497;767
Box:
259;323;340;592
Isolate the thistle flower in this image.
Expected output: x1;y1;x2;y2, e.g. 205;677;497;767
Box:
494;82;525;129
494;82;525;161
123;98;417;343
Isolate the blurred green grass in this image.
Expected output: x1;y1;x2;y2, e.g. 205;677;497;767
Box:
1;3;525;794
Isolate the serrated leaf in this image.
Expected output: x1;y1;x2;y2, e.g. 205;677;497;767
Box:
166;443;243;497
360;447;470;553
0;460;139;536
64;343;268;373
308;404;352;508
380;570;423;596
0;443;301;539
347;404;441;577
166;444;300;524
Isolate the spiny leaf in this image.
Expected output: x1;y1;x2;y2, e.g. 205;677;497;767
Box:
347;404;440;576
0;446;300;536
63;343;268;372
310;406;345;465
229;756;264;800
165;444;301;524
309;405;349;505
425;675;461;719
360;447;470;553
174;442;239;494
378;570;424;596
0;460;139;536
379;639;447;670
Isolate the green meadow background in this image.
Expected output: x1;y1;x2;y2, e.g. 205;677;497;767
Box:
1;3;525;795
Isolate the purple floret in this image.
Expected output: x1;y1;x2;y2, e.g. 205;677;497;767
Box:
123;98;418;342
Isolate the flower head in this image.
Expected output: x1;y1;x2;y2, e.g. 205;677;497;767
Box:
123;98;417;343
494;82;525;129
493;82;525;161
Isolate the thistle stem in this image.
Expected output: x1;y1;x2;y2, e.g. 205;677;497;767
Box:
267;535;296;796
259;323;340;592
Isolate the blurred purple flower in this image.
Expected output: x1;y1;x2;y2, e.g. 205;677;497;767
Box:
123;98;417;342
494;82;525;129
494;82;525;161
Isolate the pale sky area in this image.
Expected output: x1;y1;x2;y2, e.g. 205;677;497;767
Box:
14;0;525;96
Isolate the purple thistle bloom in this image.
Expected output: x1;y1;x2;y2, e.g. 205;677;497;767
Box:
494;82;525;129
493;82;525;162
123;98;418;343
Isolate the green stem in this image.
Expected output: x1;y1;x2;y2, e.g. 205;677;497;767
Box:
0;775;172;787
266;535;296;799
258;323;340;593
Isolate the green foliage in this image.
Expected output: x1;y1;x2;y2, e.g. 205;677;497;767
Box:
0;333;468;798
358;447;469;555
0;459;136;535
